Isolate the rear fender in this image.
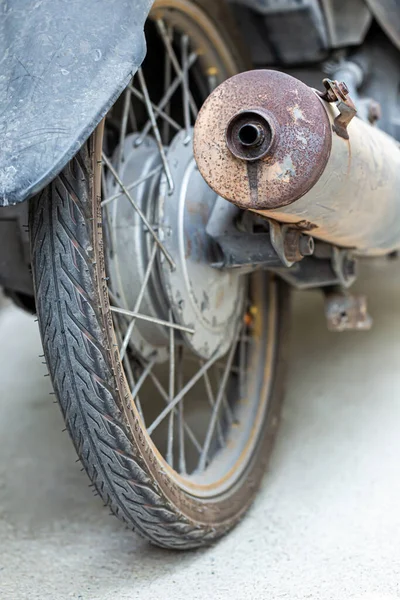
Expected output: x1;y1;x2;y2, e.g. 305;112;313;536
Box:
0;0;153;206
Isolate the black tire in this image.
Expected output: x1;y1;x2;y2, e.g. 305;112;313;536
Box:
29;1;290;550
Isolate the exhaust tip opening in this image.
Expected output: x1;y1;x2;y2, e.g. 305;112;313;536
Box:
226;110;275;161
238;123;262;146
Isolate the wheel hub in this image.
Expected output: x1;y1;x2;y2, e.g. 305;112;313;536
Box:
106;133;169;362
158;129;244;359
106;130;244;361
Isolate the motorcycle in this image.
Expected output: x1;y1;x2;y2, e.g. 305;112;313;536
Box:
1;0;399;550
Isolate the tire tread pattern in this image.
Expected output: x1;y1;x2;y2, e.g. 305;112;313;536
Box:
30;144;218;549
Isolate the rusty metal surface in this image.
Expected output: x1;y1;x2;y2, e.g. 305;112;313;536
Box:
268;219;314;267
324;291;373;332
193;69;332;211
194;69;400;255
317;78;357;139
262;99;400;255
283;228;314;263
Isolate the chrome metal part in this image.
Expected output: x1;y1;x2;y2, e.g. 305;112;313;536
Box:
194;69;400;256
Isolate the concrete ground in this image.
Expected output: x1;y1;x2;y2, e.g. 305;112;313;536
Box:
1;260;400;600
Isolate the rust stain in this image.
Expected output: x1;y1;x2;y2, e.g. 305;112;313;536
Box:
246;161;259;206
193;69;332;212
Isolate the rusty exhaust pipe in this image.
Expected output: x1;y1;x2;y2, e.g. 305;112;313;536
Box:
193;70;400;256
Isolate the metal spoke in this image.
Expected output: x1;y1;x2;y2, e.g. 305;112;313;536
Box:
147;351;221;435
110;305;194;334
216;367;235;425
129;85;181;133
197;330;241;472
119;243;158;361
101;165;162;207
163;23;173;144
203;368;224;448
108;289;122;308
129;101;138;131
156;19;198;119
177;345;186;473
167;309;175;466
135;51;198;144
101;152;175;268
111;290;200;453
131;355;157;400
116;87;132;171
112;309;145;421
136;68;174;192
140;360;202;453
181;34;191;142
99;14;261;484
186;353;240;375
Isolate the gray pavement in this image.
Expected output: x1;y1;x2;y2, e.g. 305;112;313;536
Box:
1;260;400;600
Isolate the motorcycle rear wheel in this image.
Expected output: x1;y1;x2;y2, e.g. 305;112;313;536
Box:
29;0;290;549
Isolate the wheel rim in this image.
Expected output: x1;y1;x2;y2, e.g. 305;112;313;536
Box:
97;3;279;496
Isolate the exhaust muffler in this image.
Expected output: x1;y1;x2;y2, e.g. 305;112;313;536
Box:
193;69;400;256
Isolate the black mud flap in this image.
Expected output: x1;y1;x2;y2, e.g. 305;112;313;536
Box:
0;0;153;206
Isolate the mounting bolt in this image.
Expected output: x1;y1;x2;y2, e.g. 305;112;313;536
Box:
338;81;349;98
284;230;314;262
299;235;314;257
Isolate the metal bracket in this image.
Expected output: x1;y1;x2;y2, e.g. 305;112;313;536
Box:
206;205;314;273
324;289;373;332
317;78;357;139
269;220;295;267
331;247;357;288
